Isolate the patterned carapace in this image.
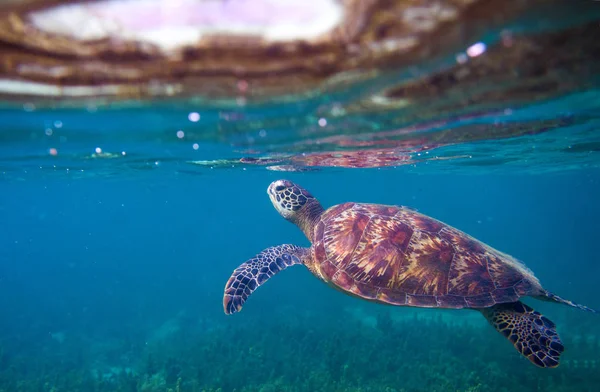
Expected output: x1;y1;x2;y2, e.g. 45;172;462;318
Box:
310;202;541;308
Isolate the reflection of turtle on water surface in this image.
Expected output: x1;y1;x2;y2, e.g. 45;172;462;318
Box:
223;180;597;368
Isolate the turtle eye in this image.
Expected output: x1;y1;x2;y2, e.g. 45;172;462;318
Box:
275;185;285;192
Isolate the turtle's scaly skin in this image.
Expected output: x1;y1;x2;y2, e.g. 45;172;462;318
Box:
309;202;542;309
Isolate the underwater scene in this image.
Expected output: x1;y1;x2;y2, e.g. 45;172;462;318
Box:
1;0;600;391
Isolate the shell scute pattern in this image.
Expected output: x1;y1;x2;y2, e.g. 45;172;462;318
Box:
321;203;368;267
491;286;520;303
377;288;408;305
352;203;398;218
312;240;327;269
323;202;355;219
395;230;455;296
332;270;354;290
447;252;495;296
440;226;487;254
437;295;468;309
316;257;337;281
395;207;445;234
487;253;527;290
345;215;413;287
350;281;380;299
315;203;537;307
407;294;438;307
514;278;538;296
465;293;496;308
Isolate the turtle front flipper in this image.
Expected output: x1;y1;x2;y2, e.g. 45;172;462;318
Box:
223;244;310;315
481;301;564;368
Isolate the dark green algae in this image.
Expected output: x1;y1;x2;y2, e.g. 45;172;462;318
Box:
0;304;598;392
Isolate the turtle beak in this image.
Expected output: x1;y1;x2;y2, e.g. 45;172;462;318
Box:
267;181;278;204
267;182;275;198
267;179;287;196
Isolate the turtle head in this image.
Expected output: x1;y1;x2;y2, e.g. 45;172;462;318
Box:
268;180;324;240
268;179;314;219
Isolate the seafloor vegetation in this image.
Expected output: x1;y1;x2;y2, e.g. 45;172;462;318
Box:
0;303;597;392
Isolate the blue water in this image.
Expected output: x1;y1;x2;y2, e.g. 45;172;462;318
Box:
2;6;600;392
1;167;599;391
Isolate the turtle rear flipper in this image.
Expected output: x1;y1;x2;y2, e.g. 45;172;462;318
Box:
481;301;564;368
223;244;310;315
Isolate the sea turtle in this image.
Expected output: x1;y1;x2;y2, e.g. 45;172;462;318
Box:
223;180;597;368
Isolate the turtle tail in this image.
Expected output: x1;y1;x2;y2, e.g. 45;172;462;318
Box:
543;291;598;313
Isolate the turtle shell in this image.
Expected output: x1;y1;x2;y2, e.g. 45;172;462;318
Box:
311;202;543;309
